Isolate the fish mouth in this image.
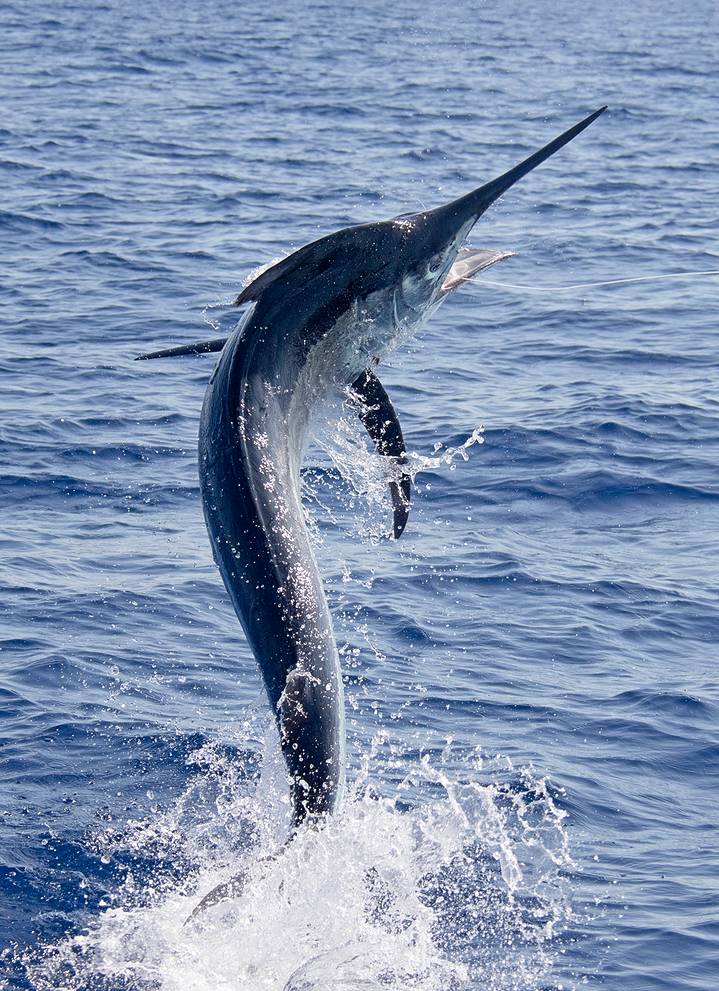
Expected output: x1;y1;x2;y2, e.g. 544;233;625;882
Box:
439;247;514;294
433;107;606;297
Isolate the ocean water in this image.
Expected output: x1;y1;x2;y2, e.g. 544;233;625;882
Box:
1;0;718;988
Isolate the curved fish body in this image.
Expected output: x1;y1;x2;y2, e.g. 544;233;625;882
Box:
141;108;606;831
198;225;430;825
198;304;353;826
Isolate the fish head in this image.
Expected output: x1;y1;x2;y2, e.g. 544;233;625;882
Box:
387;107;607;319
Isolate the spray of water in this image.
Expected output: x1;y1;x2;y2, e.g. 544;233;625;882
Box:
305;397;484;545
6;366;583;991
16;732;575;991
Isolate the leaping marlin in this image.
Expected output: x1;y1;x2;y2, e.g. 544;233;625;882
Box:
138;108;606;836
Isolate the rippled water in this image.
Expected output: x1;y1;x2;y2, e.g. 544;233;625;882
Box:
2;1;718;988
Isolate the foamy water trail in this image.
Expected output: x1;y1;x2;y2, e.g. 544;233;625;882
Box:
17;735;574;991
11;408;575;991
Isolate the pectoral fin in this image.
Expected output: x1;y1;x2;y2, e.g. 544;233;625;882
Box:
350;370;411;540
137;347;412;537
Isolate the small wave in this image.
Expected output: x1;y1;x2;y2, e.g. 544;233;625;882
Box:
0;158;44;173
58;249;170;273
0;472;197;507
613;688;713;717
0;210;65;232
58;443;185;464
480;469;719;508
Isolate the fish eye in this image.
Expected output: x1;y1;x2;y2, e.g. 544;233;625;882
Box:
428;256;442;274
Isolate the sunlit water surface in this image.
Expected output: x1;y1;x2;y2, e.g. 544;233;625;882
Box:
1;1;718;989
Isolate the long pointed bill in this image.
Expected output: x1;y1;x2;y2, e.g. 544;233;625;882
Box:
440;106;607;227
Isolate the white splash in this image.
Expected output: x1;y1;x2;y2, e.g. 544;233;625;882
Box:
15;401;576;990
21;740;574;991
305;397;484;543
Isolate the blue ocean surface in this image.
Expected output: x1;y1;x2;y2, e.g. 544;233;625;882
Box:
1;0;718;988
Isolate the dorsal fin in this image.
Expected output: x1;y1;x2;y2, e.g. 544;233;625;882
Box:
135;338;226;361
234;234;337;306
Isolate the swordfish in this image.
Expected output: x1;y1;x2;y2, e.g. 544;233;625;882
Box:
138;107;606;832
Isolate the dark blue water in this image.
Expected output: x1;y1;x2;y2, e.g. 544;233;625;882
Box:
2;1;718;987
